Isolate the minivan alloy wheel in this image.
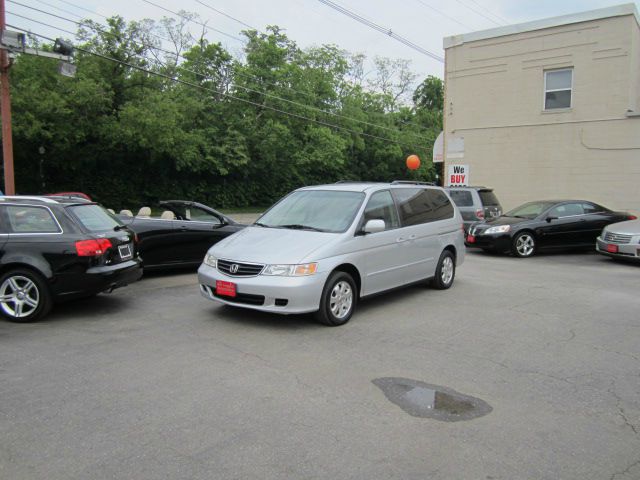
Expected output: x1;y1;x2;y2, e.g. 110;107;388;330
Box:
0;275;40;318
441;256;454;285
431;250;456;290
329;280;353;319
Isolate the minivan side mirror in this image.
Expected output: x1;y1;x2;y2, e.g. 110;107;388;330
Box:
546;216;558;223
363;219;385;234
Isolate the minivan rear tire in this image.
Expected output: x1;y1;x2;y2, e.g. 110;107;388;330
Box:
315;271;356;326
431;250;456;290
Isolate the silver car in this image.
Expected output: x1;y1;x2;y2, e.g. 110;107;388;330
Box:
198;182;465;326
596;218;640;262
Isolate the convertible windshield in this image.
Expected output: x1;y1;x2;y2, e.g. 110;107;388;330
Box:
505;201;556;219
257;190;365;233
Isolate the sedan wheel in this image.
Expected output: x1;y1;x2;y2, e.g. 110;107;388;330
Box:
315;271;357;326
0;270;52;322
512;232;536;258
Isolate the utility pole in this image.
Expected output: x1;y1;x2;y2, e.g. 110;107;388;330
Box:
0;6;74;195
0;0;15;194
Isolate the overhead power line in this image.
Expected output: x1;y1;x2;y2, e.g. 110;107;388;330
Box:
463;0;510;25
32;0;173;43
7;8;430;141
412;0;474;31
8;10;76;36
33;0;84;22
56;0;109;19
139;0;245;43
7;24;430;151
453;0;504;26
194;0;257;31
315;0;444;63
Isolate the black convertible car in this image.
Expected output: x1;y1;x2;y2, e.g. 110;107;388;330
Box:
118;200;246;270
466;200;635;258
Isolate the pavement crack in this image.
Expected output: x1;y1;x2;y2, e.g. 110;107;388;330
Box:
608;380;639;436
610;458;640;480
564;329;576;342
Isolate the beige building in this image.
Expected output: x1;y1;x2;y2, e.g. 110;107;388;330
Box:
442;3;640;214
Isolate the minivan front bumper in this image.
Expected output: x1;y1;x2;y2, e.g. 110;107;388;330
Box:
198;263;329;314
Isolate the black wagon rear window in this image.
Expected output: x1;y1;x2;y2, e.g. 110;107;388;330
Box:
478;190;500;206
69;204;122;232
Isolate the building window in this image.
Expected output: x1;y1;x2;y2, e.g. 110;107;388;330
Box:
544;68;572;110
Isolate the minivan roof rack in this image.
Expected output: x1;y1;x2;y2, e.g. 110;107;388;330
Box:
391;180;436;186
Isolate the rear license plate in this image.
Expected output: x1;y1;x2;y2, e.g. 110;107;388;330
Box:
466;234;475;243
216;280;236;297
118;243;133;259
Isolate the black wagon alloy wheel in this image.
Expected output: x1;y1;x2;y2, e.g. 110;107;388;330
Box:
431;250;456;290
0;270;52;322
315;271;357;326
512;232;536;258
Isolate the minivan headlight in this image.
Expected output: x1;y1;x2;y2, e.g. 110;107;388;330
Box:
204;253;217;268
262;263;318;276
484;225;511;234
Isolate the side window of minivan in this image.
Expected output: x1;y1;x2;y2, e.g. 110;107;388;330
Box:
392;188;454;226
363;190;399;230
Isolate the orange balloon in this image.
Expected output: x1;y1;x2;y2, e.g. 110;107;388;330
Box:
406;154;420;170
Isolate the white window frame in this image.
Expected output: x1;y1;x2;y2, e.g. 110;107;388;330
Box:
543;68;573;111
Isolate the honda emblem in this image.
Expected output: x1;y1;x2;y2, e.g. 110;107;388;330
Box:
230;264;239;274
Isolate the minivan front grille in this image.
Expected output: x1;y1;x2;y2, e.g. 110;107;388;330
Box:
217;259;264;277
604;232;632;244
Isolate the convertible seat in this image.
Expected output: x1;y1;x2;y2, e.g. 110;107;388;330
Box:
137;207;152;217
160;210;176;220
120;209;133;216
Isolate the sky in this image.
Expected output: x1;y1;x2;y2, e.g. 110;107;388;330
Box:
6;0;640;83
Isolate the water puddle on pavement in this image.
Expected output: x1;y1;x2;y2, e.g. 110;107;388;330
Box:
372;377;492;422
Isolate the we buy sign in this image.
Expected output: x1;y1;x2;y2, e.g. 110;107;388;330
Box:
447;165;469;186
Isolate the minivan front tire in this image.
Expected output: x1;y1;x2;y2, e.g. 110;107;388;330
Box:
315;271;356;326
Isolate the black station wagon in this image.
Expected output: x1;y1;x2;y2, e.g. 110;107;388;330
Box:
0;196;142;322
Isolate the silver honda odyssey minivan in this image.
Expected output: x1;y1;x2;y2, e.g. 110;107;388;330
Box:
198;182;465;326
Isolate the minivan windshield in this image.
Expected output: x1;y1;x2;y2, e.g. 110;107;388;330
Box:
505;201;556;219
256;190;365;233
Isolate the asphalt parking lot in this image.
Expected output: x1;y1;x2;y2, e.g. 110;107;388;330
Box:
0;250;638;480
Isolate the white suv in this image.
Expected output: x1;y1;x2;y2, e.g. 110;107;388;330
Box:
198;182;465;326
